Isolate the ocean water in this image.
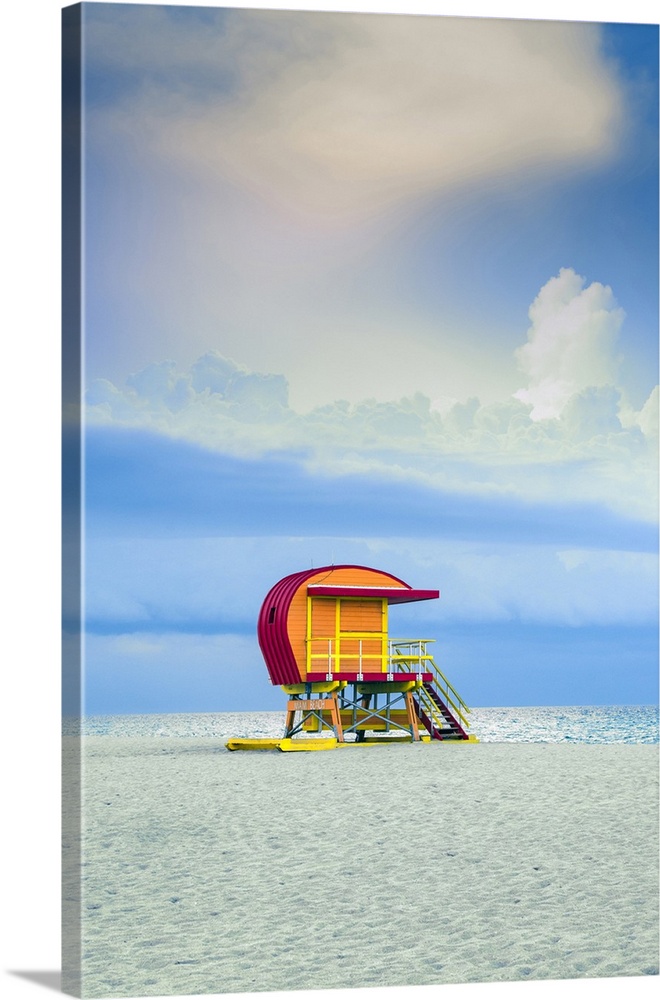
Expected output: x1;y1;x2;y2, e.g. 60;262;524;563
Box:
68;704;659;743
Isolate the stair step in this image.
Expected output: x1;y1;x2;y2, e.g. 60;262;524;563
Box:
415;687;469;742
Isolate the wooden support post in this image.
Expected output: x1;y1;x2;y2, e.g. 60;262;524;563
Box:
329;692;344;742
284;701;298;737
405;690;420;741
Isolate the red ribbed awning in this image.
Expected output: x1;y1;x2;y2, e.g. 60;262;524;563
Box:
307;585;439;604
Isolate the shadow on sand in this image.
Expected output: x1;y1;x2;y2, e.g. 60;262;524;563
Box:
9;972;62;993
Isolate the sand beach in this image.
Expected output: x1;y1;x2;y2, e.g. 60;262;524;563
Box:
64;737;658;998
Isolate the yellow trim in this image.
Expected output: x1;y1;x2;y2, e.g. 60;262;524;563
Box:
305;594;312;673
356;681;420;694
360;735;432;743
281;682;345;694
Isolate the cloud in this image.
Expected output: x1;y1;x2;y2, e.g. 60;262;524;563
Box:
634;385;659;439
83;631;283;715
80;7;655;421
87;345;651;460
82;426;658;558
83;532;659;637
87;353;293;446
80;528;659;711
82;620;659;714
191;352;289;416
85;7;622;223
79;527;658;713
559;385;623;441
436;544;658;628
85;333;658;521
514;268;625;419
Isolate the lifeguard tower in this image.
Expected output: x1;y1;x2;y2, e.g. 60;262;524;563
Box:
227;564;476;750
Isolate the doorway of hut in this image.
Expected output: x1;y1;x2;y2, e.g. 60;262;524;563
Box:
307;596;389;676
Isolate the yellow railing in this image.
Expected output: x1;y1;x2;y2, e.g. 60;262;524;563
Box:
416;683;447;733
307;635;387;674
389;639;471;731
303;635;471;739
305;635;471;732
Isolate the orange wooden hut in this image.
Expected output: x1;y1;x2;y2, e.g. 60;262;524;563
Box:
252;564;475;747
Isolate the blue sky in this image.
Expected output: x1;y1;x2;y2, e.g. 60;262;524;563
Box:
74;2;659;715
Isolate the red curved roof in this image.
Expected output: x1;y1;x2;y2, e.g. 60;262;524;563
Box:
257;564;439;685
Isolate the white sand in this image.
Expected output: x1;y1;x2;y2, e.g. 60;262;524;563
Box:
66;739;658;997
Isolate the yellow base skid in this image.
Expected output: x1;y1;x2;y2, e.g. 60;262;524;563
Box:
226;734;478;750
226;737;386;752
225;737;341;752
278;737;339;752
359;734;431;743
225;738;283;751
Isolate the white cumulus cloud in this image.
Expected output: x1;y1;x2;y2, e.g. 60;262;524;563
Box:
514;268;625;420
84;270;658;523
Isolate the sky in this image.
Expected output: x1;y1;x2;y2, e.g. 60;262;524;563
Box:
68;1;659;715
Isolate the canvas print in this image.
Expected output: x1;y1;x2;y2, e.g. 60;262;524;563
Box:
62;2;659;997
